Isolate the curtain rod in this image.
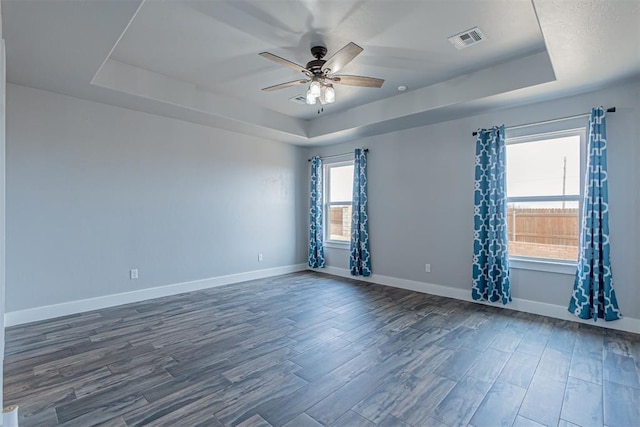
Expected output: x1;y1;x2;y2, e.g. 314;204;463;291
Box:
471;107;616;137
308;148;369;162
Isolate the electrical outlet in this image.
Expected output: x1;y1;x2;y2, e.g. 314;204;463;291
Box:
130;268;139;279
258;253;263;262
425;264;431;273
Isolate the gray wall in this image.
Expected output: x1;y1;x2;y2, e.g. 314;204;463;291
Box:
308;79;640;319
6;79;639;321
6;83;307;312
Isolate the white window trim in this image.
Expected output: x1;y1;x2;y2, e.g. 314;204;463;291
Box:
510;257;577;275
324;241;351;250
506;127;586;271
323;159;354;247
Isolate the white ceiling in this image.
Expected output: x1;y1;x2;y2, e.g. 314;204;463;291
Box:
3;0;639;145
110;0;545;119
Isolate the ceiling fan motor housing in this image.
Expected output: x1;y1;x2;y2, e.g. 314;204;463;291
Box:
306;59;326;75
307;46;328;75
310;46;327;59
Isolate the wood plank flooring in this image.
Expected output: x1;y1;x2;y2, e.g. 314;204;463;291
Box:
4;272;640;427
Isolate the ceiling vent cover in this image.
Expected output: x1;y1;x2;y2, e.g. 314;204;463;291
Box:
289;94;308;105
448;27;485;50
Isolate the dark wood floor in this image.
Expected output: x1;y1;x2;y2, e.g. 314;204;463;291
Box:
4;272;639;427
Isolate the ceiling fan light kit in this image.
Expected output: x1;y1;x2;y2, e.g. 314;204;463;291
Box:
306;79;335;105
260;42;384;107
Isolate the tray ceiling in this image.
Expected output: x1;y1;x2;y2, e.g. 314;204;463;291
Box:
3;0;639;145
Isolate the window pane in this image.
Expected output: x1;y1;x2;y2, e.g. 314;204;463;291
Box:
330;165;354;202
507;136;580;197
507;201;579;261
329;205;352;241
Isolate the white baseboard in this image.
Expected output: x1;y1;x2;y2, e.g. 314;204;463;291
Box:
5;264;307;327
312;266;640;335
7;263;637;334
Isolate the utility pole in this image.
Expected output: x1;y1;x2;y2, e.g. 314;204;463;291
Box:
562;156;567;209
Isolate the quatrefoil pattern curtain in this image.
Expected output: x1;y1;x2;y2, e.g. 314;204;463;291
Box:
568;107;621;321
308;156;325;268
350;148;371;276
472;125;511;304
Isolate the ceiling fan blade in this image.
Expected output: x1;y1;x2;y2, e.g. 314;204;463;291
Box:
259;52;311;76
262;79;310;92
331;75;384;88
322;42;363;74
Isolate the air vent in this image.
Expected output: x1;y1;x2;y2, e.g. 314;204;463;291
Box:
448;27;486;50
289;94;308;105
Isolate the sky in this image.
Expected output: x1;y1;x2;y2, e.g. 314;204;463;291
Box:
329;164;354;202
507;135;581;207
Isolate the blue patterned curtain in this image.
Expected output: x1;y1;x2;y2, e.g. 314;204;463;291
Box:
350;149;371;276
472;126;511;304
568;107;621;321
308;156;325;268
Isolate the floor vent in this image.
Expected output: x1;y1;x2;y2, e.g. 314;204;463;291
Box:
448;27;486;50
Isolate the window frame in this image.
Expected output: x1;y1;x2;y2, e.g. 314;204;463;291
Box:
323;159;354;248
505;127;587;274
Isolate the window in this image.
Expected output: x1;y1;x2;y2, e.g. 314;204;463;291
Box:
324;161;354;243
506;129;585;263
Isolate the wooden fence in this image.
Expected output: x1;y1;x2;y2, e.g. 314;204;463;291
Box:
507;207;579;246
329;206;352;240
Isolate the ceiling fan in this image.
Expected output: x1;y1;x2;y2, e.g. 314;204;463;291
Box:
259;42;384;106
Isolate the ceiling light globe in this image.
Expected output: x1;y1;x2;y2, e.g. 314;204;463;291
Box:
309;80;321;97
306;90;316;105
324;85;336;103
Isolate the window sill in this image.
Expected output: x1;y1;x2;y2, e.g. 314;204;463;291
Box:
510;257;577;275
324;241;350;250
